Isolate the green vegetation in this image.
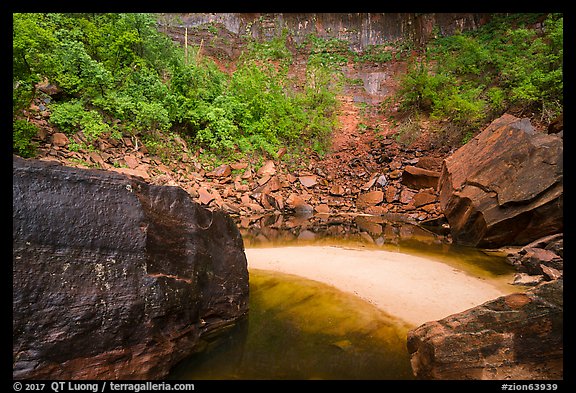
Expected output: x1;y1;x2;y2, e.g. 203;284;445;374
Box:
391;13;563;144
13;13;563;158
13;13;339;160
13;119;38;158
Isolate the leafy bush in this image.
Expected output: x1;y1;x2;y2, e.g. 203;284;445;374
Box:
50;100;111;142
393;13;563;144
12;13;340;160
13;120;38;158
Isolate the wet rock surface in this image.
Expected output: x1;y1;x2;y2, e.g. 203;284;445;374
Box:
407;279;563;380
13;156;249;380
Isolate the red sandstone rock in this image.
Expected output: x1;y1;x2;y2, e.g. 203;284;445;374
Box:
51;132;69;147
438;114;563;248
401;165;440;190
407;279;563;380
356;190;384;207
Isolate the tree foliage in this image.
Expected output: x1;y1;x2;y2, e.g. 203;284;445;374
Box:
393;13;563;143
12;13;339;159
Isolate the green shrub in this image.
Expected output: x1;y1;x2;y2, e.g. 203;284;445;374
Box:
393;13;563;144
50;100;111;143
13;13;339;160
13;119;38;158
49;99;86;134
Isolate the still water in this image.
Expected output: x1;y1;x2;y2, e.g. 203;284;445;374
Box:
167;213;519;380
169;269;414;380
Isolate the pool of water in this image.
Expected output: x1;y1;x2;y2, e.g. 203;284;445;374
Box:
167;213;521;380
240;213;518;291
168;269;414;380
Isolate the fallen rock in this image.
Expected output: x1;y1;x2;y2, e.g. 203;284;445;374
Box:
286;193;314;214
385;185;398;203
520;247;562;272
51;132;69;147
13;156;249;380
329;184;345;196
206;164;232;178
512;273;545;286
124;154;140;169
399;188;416;204
401;165;440;190
298;175;318;188
110;166;150;180
415;156;444;172
413;190;437;207
407;279;563;380
438;114;563;248
361;174;379;190
88;151;107;168
256;160;276;177
314;204;330;214
388;169;402;179
504;234;564;280
365;205;389;215
541;265;563;281
230;162;248;170
356;190;384;207
197;187;216;205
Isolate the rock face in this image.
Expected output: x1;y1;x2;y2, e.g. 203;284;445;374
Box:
163;13;491;51
438;114;563;248
13;156;249;380
407;280;563;380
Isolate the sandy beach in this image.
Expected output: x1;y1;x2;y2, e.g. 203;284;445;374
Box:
246;245;515;327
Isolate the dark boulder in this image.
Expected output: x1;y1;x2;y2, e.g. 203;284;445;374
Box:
407;280;563;380
13;156;249;380
438;114;563;248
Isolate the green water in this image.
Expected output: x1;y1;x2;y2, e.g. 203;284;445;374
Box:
168;215;520;380
168;269;415;380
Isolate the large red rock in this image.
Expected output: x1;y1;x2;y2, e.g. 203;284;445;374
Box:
13;156;249;380
438;114;563;247
407;280;563;380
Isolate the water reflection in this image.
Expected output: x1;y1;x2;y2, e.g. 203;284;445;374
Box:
238;212;446;248
237;212;515;282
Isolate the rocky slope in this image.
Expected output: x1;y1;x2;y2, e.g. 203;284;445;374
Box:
26;45;451;237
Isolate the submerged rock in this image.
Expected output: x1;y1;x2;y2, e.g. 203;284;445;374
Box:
13;156;249;380
438;114;563;248
407;280;563;380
